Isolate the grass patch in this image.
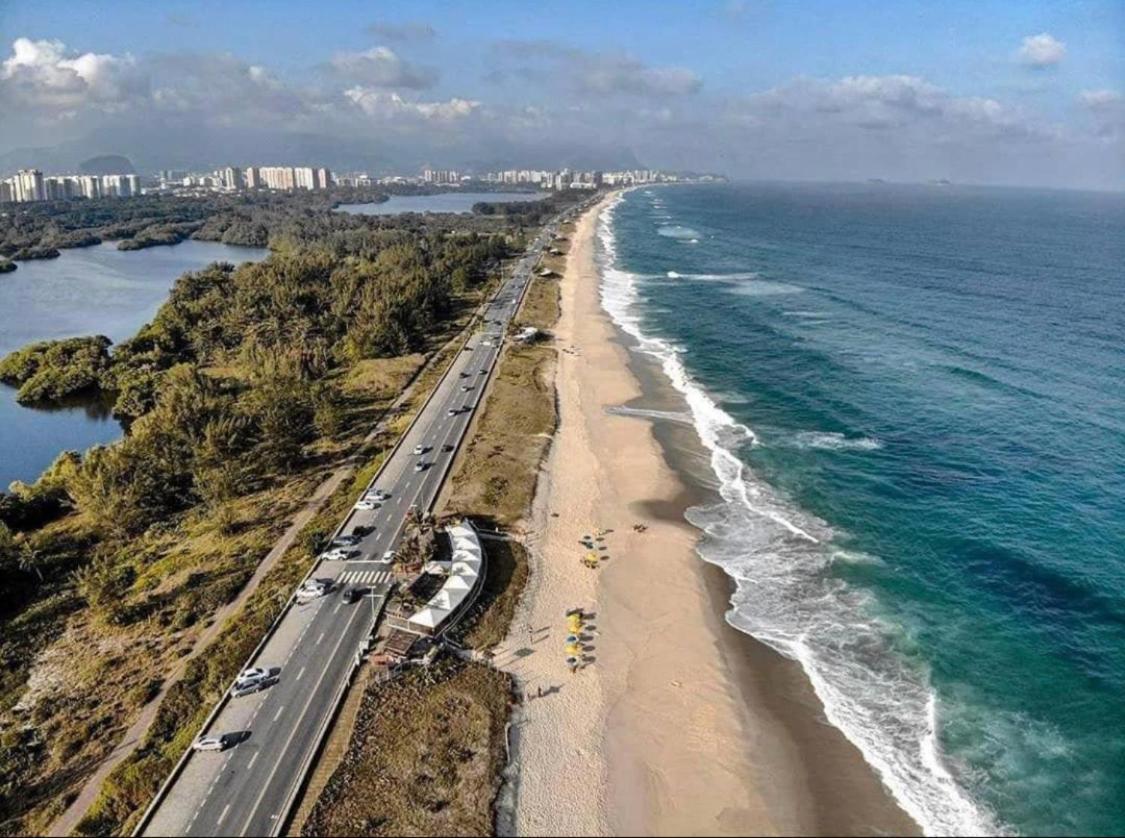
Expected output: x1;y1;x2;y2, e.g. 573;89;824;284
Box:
441;342;555;530
455;539;529;652
515;272;560;332
301;659;512;838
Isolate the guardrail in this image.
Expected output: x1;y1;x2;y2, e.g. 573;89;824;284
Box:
268;593;389;837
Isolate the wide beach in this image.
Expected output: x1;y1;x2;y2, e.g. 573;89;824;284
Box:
496;193;920;836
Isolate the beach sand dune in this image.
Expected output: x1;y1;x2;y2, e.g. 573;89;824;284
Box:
496;196;919;837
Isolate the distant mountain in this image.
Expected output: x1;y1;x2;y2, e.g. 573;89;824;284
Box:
0;124;645;177
79;155;136;175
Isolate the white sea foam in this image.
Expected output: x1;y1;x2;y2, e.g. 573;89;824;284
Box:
594;192;1002;837
726;280;805;297
662;271;760;282
657;224;701;239
794;431;884;451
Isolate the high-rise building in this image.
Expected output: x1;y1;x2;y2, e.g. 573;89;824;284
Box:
315;167;332;190
293;166;316;190
245;166;260;189
221;166;242;191
14;169;45;202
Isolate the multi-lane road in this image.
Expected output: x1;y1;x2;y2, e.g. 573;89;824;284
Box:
140;209;578;837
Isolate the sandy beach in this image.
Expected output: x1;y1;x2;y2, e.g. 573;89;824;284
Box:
495;194;920;836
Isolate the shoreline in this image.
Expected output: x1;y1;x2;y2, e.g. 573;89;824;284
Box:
499;192;920;835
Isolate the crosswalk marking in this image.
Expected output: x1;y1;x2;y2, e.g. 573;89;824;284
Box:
336;570;393;585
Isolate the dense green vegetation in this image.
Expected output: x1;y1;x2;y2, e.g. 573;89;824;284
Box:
0;336;112;403
0;184;591;835
0;183;551;262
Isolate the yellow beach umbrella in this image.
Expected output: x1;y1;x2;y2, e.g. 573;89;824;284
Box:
565;643;582;656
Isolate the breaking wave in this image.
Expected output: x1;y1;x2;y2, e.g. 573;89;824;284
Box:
594;191;1000;837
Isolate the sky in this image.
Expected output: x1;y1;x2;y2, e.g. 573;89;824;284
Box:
0;0;1122;188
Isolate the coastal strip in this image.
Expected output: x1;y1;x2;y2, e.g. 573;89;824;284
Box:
498;193;921;835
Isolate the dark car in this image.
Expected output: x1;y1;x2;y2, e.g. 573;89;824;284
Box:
342;585;368;604
442;443;455;452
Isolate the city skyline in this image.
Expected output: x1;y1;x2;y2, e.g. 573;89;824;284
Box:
0;0;1121;190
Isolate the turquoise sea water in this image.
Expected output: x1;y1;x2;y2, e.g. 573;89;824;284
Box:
598;183;1125;836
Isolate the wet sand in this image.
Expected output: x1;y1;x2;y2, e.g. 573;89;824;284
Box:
496;194;920;836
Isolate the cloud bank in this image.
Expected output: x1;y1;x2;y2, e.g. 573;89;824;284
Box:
0;35;1118;190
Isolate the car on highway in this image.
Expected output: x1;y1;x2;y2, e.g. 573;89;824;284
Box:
479;369;487;375
447;408;460;417
412;444;429;455
319;547;360;561
461;385;474;392
192;732;242;752
442;443;455;452
230;666;281;697
341;585;368;604
370;488;390;501
414;461;429;472
459;371;470;378
354;497;380;511
297;578;333;602
382;549;396;561
330;534;362;547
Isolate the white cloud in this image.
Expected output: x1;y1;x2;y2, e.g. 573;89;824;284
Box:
343;87;480;122
1078;89;1121;109
327;46;436;89
727;74;1051;144
1017;33;1066;68
1078;89;1124;142
491;42;702;98
0;37;146;111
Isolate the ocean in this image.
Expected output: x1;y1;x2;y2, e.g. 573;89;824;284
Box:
596;183;1125;836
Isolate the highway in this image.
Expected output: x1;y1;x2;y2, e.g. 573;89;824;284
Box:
140;210;576;837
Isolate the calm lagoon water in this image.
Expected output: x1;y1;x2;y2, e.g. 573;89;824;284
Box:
0;240;267;488
337;191;544;215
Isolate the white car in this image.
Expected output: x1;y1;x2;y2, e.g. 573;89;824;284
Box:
193;733;239;752
235;666;272;684
354;498;379;511
297;578;332;602
382;549;396;561
319;547;359;562
370;489;390;501
414;461;428;472
412;444;429;455
231;666;281;697
447;408;460;417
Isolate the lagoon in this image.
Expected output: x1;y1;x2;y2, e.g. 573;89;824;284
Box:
337;191;543;216
0;240;268;488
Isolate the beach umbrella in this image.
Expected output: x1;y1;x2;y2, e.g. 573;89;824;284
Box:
565;634;579;644
565;643;582;656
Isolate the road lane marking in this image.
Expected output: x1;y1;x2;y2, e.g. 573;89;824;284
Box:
217;804;231;826
273;704;285;722
316;632;325;645
238;604;367;836
296;666;306;681
247;752;259;770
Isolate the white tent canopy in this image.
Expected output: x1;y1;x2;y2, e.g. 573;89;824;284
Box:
407;520;486;634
